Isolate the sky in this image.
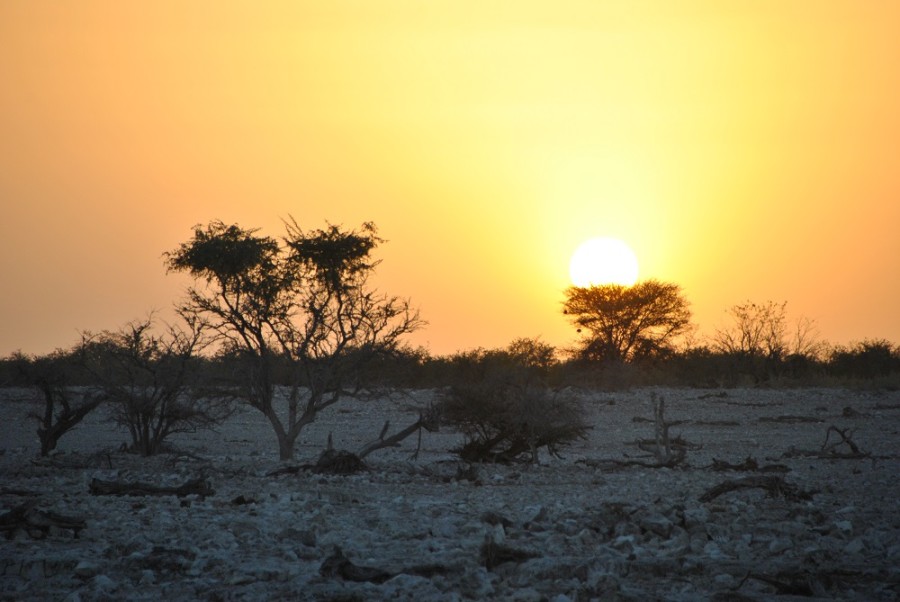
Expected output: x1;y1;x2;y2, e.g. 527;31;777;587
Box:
2;1;899;358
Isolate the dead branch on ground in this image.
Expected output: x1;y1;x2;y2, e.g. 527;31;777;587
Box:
821;425;865;457
0;501;86;539
759;415;823;424
699;475;812;503
356;404;441;460
319;546;394;583
480;536;540;570
709;456;789;473
319;546;452;584
781;424;872;460
89;477;213;498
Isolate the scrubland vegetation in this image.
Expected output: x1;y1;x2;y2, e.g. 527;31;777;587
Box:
1;219;898;461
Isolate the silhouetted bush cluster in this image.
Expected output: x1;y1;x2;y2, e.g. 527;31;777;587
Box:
439;357;588;463
5;336;900;397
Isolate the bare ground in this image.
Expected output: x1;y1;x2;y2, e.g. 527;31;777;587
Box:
1;386;899;601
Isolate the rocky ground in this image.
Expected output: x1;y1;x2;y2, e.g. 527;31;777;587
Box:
1;386;899;601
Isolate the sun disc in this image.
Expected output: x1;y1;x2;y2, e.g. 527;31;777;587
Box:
569;237;639;287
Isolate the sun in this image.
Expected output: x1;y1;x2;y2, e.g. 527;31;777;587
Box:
569;237;639;287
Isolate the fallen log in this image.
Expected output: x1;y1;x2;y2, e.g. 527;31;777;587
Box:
0;502;86;539
700;475;812;503
89;477;213;498
319;546;452;584
356;404;441;460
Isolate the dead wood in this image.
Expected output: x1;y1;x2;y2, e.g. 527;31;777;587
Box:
710;456;789;473
737;564;897;599
356;410;435;460
0;501;86;539
694;420;741;426
89;477;213;498
822;425;864;456
620;394;693;468
699;475;812;503
0;488;40;497
873;402;900;410
266;448;369;477
319;546;451;584
319;546;394;583
781;424;871;460
696;391;728;400
31;451;114;470
313;449;367;475
480;536;540;570
758;415;822;424
266;464;303;477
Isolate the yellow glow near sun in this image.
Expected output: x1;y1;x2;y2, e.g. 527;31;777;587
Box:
569;237;639;287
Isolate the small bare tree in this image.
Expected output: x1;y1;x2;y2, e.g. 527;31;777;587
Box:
15;351;105;456
712;301;788;360
713;300;821;360
82;315;230;456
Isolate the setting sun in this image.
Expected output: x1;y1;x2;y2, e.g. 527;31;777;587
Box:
569;237;639;287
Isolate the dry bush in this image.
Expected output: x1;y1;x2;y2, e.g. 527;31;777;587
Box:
438;372;588;463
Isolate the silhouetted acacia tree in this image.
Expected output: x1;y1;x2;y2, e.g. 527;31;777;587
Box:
563;280;692;363
165;219;423;460
81;315;229;456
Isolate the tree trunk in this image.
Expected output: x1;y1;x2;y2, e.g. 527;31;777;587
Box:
277;432;296;461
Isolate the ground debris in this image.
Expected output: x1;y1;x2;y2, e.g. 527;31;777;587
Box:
480;536;540;570
319;546;394;583
709;456;789;473
0;501;86;539
782;424;874;460
89;476;213;498
313;449;368;475
740;565;888;599
758;415;823;424
699;475;813;503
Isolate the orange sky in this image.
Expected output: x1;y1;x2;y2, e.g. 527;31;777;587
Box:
2;1;899;357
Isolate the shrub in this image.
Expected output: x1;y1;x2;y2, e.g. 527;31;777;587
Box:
81;316;232;456
438;365;588;463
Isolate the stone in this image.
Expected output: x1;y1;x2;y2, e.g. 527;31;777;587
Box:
74;560;101;578
845;538;865;555
91;574;116;591
833;520;853;535
768;537;793;554
713;573;735;587
640;513;674;538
